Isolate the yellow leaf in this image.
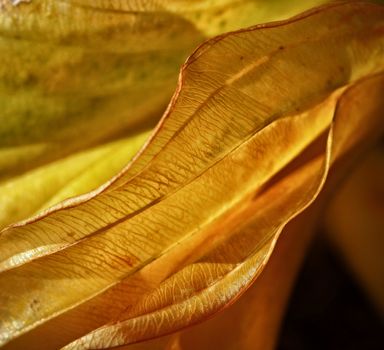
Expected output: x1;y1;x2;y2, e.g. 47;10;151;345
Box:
0;0;203;179
165;204;322;350
0;131;150;229
63;73;384;350
152;0;329;37
151;72;384;350
0;0;327;179
0;2;383;349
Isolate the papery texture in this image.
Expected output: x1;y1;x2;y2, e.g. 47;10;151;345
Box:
0;2;383;350
0;0;199;178
0;131;150;229
0;0;327;229
0;0;326;179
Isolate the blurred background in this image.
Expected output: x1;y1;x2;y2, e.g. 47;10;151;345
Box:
279;237;384;350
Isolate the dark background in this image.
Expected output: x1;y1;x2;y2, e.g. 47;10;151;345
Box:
278;238;384;350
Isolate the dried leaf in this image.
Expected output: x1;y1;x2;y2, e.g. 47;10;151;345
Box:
151;0;329;36
0;131;149;229
0;1;202;178
165;205;322;350
0;0;326;179
63;72;384;350
157;73;384;350
0;2;383;349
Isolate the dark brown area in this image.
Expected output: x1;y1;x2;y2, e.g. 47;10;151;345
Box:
278;237;384;350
